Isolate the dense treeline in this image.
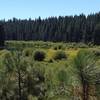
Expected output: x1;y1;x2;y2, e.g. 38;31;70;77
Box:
0;24;5;47
1;12;100;44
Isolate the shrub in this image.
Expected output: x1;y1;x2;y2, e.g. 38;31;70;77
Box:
58;69;67;83
58;44;66;50
34;50;46;61
23;48;33;57
53;50;67;60
53;46;58;50
77;43;88;48
53;44;66;50
58;44;62;49
92;49;100;57
48;59;53;63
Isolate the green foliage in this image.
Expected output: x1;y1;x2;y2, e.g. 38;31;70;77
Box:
0;24;5;47
53;46;58;50
6;41;54;50
2;12;100;45
66;42;89;49
57;70;67;84
0;42;100;99
92;49;100;57
6;41;95;51
73;50;100;100
94;23;100;44
23;48;33;57
53;50;67;60
73;50;94;70
0;50;46;100
53;43;66;50
34;50;46;61
73;50;100;99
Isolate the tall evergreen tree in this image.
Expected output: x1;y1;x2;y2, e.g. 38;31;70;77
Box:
1;12;100;44
0;24;5;47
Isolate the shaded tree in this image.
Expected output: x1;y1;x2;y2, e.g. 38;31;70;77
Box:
0;24;5;47
94;23;100;44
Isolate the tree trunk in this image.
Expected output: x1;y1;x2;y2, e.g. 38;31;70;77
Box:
18;70;22;100
81;74;89;100
83;81;89;100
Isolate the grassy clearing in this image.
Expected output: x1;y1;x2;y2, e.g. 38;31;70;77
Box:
0;41;100;99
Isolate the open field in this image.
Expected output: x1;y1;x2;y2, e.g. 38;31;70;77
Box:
0;41;100;100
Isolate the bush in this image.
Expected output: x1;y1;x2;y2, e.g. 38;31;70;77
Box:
48;59;53;63
53;44;66;50
53;50;67;60
34;50;46;61
23;48;33;57
58;69;67;83
53;46;58;50
92;49;100;57
77;43;88;48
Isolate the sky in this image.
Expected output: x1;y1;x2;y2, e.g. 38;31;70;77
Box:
0;0;100;20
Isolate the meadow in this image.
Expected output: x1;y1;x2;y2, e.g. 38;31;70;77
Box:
0;41;100;100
